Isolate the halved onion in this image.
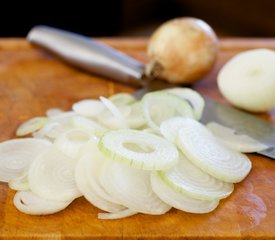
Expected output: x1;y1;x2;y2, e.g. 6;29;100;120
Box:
207;122;268;153
98;129;179;170
151;172;219;213
14;191;72;215
0;138;51;182
177;118;252;183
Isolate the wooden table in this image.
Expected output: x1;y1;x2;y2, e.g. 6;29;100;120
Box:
0;38;275;239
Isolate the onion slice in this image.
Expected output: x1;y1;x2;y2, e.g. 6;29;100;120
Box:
176;118;252;183
109;93;136;106
99;96;128;129
158;152;234;200
28;146;81;201
72;99;106;118
54;129;93;158
0;138;51;182
14;191;72;215
16;117;48;136
98;208;138;220
151;172;219;213
141;91;194;131
72;116;107;137
99;159;171;214
98;129;178;170
164;88;205;120
206;122;268;153
75;152;125;213
8;171;29;191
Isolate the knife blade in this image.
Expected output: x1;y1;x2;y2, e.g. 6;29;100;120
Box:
27;25;275;159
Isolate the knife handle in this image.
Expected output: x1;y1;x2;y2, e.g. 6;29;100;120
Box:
27;26;145;87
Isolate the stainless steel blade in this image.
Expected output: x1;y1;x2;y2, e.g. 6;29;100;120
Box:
201;96;275;158
27;25;275;159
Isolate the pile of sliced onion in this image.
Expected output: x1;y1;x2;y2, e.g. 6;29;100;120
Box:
0;88;263;219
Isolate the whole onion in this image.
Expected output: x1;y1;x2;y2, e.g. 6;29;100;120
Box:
146;17;218;84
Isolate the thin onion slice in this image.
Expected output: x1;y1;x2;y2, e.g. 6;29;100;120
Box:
141;91;194;131
72;116;107;137
75;152;125;213
8;171;29;191
99;159;171;215
0;138;51;182
109;93;136;106
158;152;233;200
125;102;146;129
14;191;72;215
177;118;252;183
72;99;106;118
99;96;128;129
98;129;178;170
164;88;205;120
16;117;48;136
46;108;64;117
160;117;191;143
206;122;268;153
54;129;93;158
151;172;219;213
28;146;81;201
98;208;138;220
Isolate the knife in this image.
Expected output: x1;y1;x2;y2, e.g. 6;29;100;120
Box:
27;25;275;159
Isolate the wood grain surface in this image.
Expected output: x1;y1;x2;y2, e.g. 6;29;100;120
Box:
0;37;275;239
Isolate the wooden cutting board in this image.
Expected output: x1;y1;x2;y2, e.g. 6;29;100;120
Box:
0;37;275;239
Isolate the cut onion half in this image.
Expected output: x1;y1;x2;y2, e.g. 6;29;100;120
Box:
141;91;194;131
176;118;252;183
28;146;81;201
217;48;275;112
206;122;268;153
151;172;219;213
98;129;178;170
14;191;72;215
0;138;51;182
158;152;234;200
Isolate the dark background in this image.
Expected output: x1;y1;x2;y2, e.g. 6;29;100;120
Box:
1;0;275;37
